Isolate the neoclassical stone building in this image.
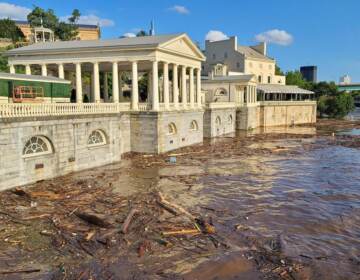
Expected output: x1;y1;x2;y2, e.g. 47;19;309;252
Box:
0;33;317;190
201;36;317;130
1;34;208;190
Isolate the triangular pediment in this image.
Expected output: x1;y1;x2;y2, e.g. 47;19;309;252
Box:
159;34;205;60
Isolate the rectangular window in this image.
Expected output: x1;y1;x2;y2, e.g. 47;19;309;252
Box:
268;76;271;83
224;52;228;58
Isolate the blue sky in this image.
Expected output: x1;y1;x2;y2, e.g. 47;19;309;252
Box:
1;0;360;82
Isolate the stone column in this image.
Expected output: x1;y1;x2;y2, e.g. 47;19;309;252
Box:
152;61;159;111
112;62;119;103
104;72;109;102
9;64;15;74
163;62;169;110
196;68;201;107
93;62;100;103
189;67;194;108
58;63;64;79
41;64;47;76
181;65;187;108
25;64;31;75
131;61;139;110
173;64;179;109
75;63;83;103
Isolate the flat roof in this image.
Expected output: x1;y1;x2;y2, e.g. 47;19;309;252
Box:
0;72;71;84
257;84;314;94
6;34;183;55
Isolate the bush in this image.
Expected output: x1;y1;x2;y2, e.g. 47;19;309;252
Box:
319;93;355;119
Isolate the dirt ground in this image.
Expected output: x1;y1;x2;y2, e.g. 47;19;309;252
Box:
0;119;359;280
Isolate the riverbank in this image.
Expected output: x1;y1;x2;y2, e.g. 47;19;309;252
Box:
0;119;359;280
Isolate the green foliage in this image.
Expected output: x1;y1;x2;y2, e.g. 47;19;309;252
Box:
69;9;81;24
275;65;284;76
27;6;79;41
285;70;310;89
0;47;9;72
331;93;355;118
0;18;25;43
310;81;338;98
317;93;355;119
136;30;148;37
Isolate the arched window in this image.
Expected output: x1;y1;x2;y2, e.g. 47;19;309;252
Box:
190;120;198;131
215;88;227;96
168;123;177;135
23;136;53;158
228;114;233;124
87;130;107;147
215;116;221;126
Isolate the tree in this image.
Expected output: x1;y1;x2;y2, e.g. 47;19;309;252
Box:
69;9;80;24
285;70;310;89
310;81;338;98
27;6;79;41
0;18;25;43
275;65;284;76
27;7;58;31
136;30;148;37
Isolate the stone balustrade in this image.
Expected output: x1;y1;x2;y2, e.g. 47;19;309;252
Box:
0;102;131;118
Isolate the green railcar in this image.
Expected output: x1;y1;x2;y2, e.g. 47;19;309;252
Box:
0;72;71;103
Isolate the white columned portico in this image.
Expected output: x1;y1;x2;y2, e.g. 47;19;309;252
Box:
152;60;159;111
41;64;47;76
104;73;109;102
58;63;64;79
181;65;187;108
75;63;83;103
112;62;119;103
163;62;169;110
9;64;15;74
189;67;194;108
93;62;100;103
25;64;31;75
173;64;179;109
131;61;139;110
196;68;201;107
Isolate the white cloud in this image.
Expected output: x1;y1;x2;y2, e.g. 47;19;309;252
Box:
169;5;189;14
122;32;136;38
255;29;293;46
0;2;31;20
61;14;115;27
205;30;229;42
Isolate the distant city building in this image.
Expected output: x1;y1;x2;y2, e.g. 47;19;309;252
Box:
14;21;101;43
300;66;317;83
339;75;351;85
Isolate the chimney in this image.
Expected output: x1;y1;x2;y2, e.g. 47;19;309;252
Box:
252;42;267;56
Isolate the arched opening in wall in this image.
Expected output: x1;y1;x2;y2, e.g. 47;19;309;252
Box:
168;123;177;135
190;120;198;131
23;135;54;158
215;116;221;126
228;114;233;125
87;129;107;147
215;88;227;97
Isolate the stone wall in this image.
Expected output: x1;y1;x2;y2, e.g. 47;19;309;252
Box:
259;101;317;127
0;114;129;191
203;108;236;137
130;111;204;153
236;105;259;130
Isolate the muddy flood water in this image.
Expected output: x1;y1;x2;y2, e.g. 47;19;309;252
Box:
0;119;360;280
